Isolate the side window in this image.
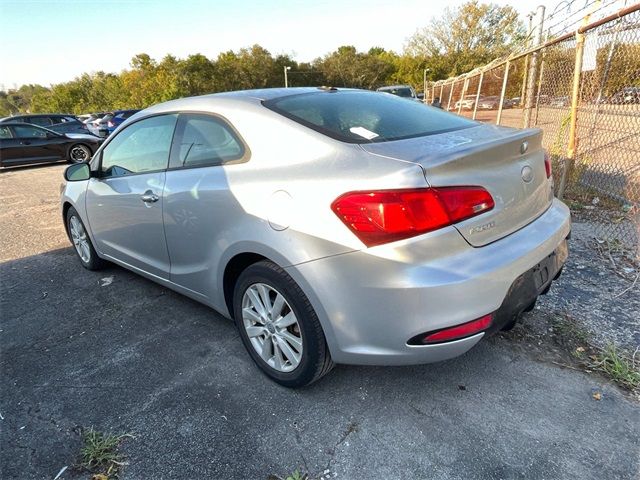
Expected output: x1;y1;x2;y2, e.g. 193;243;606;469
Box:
0;126;12;139
100;114;177;178
171;114;245;168
13;125;47;138
28;117;52;127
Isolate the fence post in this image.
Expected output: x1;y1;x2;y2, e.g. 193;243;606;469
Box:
520;13;534;106
559;1;600;199
472;71;484;120
432;84;436;105
457;77;469;114
496;61;510;125
446;81;455;111
533;54;545;126
523;5;545;128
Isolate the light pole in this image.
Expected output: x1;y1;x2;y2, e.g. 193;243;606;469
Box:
284;66;291;88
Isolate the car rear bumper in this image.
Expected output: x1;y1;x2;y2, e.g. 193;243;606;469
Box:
287;198;571;365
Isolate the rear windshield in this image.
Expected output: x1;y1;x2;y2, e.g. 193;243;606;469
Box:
263;90;475;143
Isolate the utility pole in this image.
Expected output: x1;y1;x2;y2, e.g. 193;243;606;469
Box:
523;5;545;128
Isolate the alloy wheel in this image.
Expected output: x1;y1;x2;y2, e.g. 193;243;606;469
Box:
69;215;91;263
241;283;303;373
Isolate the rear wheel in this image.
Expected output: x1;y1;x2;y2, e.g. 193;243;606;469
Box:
66;207;105;270
68;143;92;164
233;260;334;387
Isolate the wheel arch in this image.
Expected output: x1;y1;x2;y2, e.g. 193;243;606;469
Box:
62;201;74;239
222;252;268;319
220;247;340;360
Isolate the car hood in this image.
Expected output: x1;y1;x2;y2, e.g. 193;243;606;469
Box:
65;133;101;141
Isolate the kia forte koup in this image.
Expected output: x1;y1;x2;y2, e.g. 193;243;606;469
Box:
61;88;570;387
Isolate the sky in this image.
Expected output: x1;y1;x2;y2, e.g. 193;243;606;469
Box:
0;0;554;88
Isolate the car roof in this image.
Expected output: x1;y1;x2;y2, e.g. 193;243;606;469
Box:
140;87;356;115
0;122;58;131
2;113;72;118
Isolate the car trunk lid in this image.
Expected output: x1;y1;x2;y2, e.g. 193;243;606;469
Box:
360;124;553;247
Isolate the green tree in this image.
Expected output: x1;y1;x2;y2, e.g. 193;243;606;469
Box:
315;46;397;89
406;1;524;77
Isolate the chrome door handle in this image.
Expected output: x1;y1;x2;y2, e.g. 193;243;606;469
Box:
140;191;159;203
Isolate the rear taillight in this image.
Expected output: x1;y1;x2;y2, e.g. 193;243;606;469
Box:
544;152;552;178
331;186;494;247
417;313;493;344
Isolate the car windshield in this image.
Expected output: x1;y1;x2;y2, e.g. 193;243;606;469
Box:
264;90;476;143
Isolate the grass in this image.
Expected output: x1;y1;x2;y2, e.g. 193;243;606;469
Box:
267;470;308;480
77;428;133;479
589;344;640;391
550;315;640;393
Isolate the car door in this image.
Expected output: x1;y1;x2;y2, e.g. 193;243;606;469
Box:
163;113;249;297
7;124;61;164
0;125;18;166
85;114;178;278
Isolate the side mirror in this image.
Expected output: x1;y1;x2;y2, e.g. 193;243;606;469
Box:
64;162;91;182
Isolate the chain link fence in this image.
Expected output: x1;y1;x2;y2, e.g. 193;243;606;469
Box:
428;2;640;260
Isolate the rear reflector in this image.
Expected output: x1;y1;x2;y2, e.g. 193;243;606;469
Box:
544;151;552;179
419;314;493;344
331;187;494;247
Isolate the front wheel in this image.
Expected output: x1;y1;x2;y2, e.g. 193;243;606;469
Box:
66;206;105;270
68;143;92;164
233;260;334;388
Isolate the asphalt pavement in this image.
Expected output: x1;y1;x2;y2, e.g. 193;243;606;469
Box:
1;163;638;479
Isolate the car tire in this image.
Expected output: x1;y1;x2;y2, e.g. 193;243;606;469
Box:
66;206;105;270
233;260;334;388
68;143;92;164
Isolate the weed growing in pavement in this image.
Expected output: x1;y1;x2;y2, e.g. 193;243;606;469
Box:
77;428;133;479
551;315;640;393
588;343;640;391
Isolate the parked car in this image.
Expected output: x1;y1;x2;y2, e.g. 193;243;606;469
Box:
454;95;477;110
86;110;141;137
0;114;92;135
0;123;103;168
105;109;141;134
550;96;570;107
477;96;511;110
376;85;421;102
78;113;107;124
61;87;570;387
85;115;110;137
609;87;640;104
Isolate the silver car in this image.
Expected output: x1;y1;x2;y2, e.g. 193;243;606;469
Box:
61;88;570;387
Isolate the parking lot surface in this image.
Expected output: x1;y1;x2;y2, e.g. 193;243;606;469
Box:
1;164;639;479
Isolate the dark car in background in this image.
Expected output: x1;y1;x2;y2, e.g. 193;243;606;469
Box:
0;114;92;135
0;123;103;168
